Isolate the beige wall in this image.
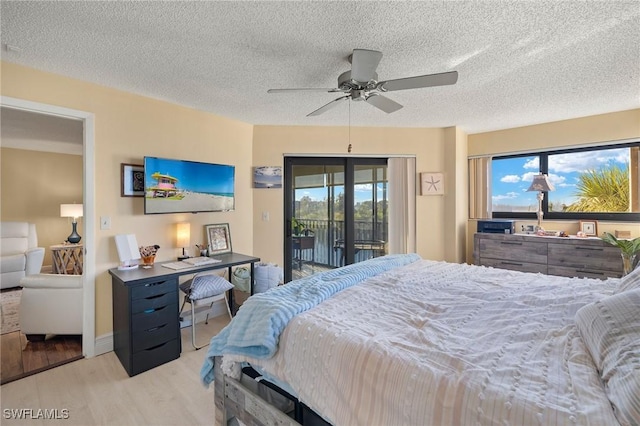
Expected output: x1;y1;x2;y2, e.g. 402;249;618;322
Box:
1;148;83;266
466;109;640;263
251;125;469;266
1;62;254;337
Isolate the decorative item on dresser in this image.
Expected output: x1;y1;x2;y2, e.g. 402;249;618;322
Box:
474;232;624;279
526;173;554;232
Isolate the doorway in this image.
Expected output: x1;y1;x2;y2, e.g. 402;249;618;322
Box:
1;97;96;372
284;157;388;283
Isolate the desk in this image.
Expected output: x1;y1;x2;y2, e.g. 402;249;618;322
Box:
108;252;259;377
333;239;386;266
292;236;315;270
51;243;83;274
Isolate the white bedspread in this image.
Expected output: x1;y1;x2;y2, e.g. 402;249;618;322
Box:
229;260;622;426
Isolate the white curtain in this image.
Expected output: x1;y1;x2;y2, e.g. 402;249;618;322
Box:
388;157;416;254
469;156;491;219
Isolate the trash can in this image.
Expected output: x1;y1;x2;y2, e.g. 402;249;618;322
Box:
231;267;251;293
254;263;283;293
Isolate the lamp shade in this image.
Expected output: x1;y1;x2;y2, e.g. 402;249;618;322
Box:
527;174;555;192
60;203;83;219
176;223;190;248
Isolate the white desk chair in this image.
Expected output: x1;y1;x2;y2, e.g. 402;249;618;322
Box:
179;272;233;349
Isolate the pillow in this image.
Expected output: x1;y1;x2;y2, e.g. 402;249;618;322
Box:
574;289;640;426
616;263;640;293
182;273;234;300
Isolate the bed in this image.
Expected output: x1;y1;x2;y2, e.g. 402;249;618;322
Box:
201;254;640;426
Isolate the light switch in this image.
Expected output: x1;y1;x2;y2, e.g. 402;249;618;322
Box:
100;216;111;230
262;211;270;221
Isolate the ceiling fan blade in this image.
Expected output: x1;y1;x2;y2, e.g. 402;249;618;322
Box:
365;94;403;114
351;49;383;83
378;71;458;92
268;88;343;93
307;96;349;116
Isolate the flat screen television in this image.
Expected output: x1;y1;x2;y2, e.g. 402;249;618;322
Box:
143;156;235;214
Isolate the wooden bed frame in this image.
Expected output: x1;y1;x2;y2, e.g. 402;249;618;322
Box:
213;356;302;426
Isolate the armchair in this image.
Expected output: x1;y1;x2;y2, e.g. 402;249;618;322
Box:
1;222;45;289
19;273;83;341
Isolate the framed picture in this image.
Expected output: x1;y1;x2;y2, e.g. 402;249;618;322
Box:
420;172;444;195
206;223;232;255
121;163;145;197
253;166;282;188
579;220;598;236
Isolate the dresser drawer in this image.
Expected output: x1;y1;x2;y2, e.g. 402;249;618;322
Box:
480;257;548;274
548;243;621;273
131;339;180;376
478;237;547;264
131;302;177;332
548;265;620;279
132;319;179;352
131;290;177;315
131;278;178;300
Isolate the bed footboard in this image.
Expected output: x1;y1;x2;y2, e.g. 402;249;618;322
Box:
214;356;300;426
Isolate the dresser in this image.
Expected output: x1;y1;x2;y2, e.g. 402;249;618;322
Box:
473;233;623;279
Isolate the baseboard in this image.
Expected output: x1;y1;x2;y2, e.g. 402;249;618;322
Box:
94;332;113;356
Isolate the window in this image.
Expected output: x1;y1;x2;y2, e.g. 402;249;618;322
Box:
492;143;639;221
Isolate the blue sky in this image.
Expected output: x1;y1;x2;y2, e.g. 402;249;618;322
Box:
144;157;235;194
492;147;629;208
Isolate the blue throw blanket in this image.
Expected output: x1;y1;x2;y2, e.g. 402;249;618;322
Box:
200;253;421;385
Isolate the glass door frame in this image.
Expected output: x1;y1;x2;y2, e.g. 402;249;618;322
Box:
283;156;387;283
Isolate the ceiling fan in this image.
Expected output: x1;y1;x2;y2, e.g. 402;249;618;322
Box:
267;49;458;117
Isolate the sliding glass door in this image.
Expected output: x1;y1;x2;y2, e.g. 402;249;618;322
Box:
284;157;388;283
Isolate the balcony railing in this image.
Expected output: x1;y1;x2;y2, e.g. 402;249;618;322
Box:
293;219;387;268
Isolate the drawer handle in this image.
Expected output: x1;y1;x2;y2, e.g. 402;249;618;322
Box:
143;306;168;315
501;261;523;266
144;281;168;288
576;247;603;252
500;242;523;246
146;324;167;333
577;269;605;275
144;293;167;301
145;342;168;351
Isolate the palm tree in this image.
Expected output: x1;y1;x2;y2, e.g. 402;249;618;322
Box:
565;164;629;212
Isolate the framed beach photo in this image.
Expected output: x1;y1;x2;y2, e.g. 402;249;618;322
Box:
206;223;232;255
579;220;598;237
253;166;282;188
121;163;145;197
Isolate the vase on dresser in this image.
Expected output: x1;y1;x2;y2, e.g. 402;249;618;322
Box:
621;253;638;276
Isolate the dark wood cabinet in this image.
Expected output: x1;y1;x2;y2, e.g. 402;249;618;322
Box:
474;233;623;279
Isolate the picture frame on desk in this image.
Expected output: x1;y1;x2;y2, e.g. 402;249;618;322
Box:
206;223;232;255
121;163;145;197
579;220;598;237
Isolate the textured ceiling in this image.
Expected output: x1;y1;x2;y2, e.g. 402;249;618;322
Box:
1;1;639;133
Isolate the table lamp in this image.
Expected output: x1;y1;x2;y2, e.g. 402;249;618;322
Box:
60;203;83;243
176;222;190;260
114;234;141;270
527;173;555;231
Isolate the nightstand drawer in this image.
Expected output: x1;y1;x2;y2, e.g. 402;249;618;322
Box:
131;303;177;332
131;290;177;315
478;238;547;264
132;320;178;352
480;257;548;274
131;339;180;376
131;278;177;300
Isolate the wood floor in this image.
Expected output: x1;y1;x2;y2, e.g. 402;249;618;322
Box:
1;332;83;385
0;314;230;425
